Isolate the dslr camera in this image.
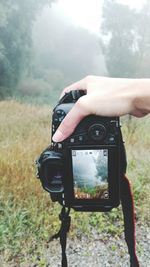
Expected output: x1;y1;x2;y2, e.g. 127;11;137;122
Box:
36;90;126;212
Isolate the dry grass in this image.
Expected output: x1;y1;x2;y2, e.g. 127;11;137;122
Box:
0;100;61;264
0;100;51;201
0;100;149;265
121;116;150;220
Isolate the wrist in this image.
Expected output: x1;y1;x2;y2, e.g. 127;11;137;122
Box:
130;79;150;117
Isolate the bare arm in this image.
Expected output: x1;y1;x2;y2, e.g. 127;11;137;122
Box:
52;76;150;142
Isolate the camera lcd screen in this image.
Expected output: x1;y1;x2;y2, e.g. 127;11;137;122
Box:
71;149;109;200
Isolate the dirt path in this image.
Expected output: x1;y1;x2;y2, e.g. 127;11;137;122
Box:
46;224;150;267
0;225;149;267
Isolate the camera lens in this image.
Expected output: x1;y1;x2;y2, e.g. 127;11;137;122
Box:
88;124;106;141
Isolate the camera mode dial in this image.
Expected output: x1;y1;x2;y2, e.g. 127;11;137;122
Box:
88;123;106;141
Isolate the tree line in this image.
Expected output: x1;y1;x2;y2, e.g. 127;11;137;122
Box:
1;0;150;102
0;0;54;99
101;0;150;78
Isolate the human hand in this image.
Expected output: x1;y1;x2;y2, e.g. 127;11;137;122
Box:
52;75;149;142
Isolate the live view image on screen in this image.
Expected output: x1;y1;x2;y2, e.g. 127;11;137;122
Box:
72;149;109;200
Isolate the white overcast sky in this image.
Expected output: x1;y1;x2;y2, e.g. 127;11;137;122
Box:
52;0;146;34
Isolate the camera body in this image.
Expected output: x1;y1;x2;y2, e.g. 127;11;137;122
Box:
36;90;126;212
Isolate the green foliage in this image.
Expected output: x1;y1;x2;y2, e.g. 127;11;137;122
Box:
101;0;150;78
0;192;61;262
0;0;55;99
0;195;32;256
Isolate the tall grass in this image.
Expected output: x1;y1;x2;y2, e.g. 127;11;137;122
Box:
0;100;149;265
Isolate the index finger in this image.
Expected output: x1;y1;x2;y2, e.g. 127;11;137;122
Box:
52;95;90;142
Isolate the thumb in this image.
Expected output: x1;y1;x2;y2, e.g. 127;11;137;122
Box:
52;96;90;142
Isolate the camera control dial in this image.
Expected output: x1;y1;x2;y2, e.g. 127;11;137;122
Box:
88;124;106;141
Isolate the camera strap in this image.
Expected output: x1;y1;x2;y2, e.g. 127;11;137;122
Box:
49;207;71;267
121;174;140;267
49;175;140;267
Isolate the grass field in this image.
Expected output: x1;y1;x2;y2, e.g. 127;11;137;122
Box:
0;100;150;266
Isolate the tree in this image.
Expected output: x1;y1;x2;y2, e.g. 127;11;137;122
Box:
135;1;150;77
100;0;150;125
101;0;138;78
95;152;108;182
0;0;55;99
101;0;150;78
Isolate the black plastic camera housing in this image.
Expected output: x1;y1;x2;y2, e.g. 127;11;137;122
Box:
36;90;126;212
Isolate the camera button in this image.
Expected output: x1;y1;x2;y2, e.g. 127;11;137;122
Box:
58;143;63;149
56;110;61;115
104;191;109;199
78;135;83;142
109;136;115;142
88;124;106;141
56;109;65;116
107;135;115;144
69;137;75;143
56;109;66;120
77;135;87;143
54;118;59;123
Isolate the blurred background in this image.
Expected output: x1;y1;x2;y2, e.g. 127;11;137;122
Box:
0;1;150;266
1;0;150;104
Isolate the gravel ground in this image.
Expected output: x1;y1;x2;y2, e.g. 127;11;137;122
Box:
46;224;150;267
1;225;149;267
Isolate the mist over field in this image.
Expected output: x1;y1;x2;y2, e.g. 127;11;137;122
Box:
1;0;150;103
0;0;150;266
32;5;107;79
72;150;108;187
0;0;107;104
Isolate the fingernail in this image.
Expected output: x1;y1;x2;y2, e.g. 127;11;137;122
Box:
52;130;65;142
